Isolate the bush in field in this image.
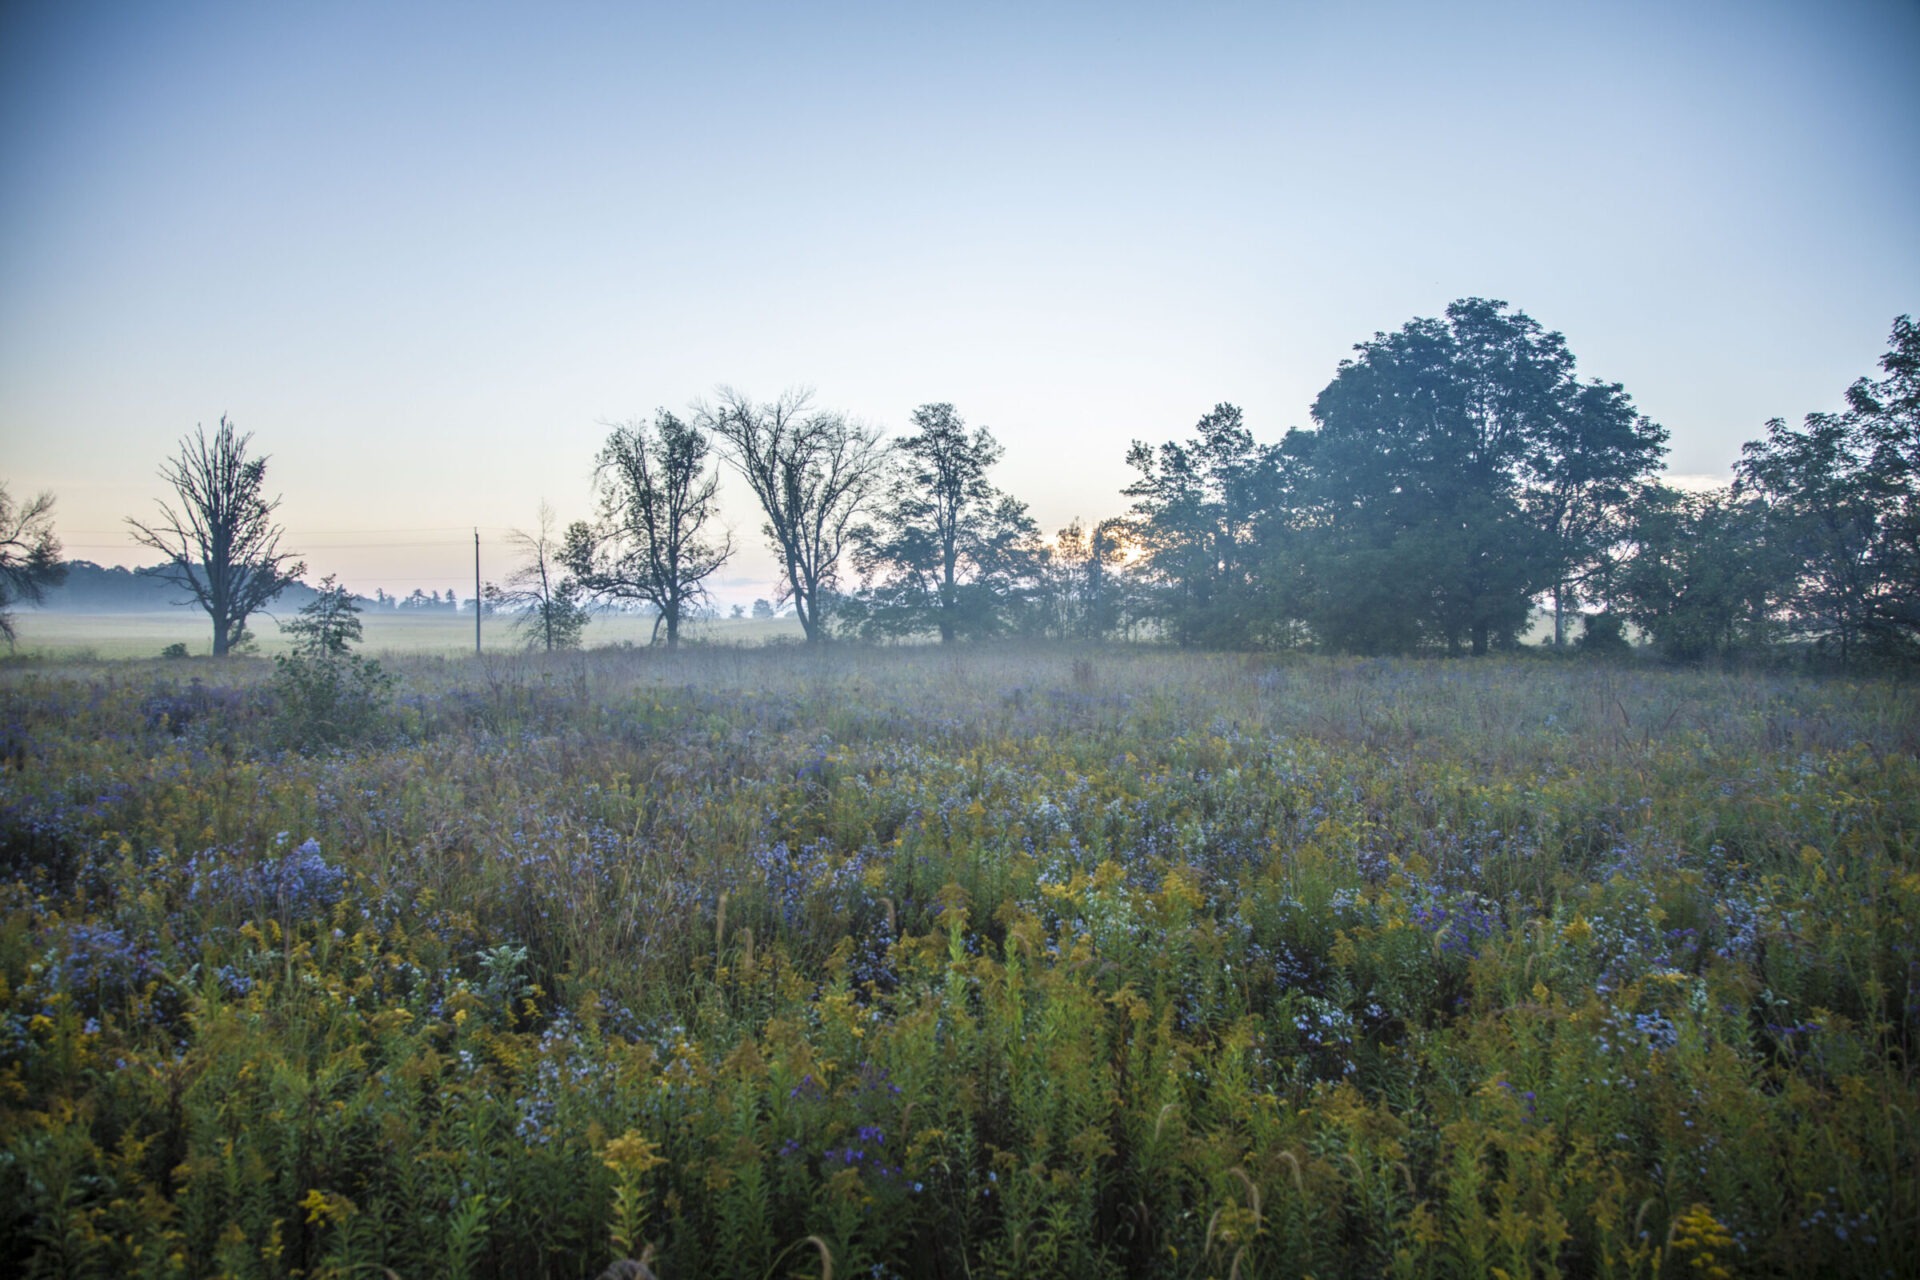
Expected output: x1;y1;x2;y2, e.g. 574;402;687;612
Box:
271;575;394;747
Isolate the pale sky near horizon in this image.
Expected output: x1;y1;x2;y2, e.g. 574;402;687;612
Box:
3;0;1917;605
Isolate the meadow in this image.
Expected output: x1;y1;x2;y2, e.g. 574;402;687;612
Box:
1;645;1915;1278
6;609;806;661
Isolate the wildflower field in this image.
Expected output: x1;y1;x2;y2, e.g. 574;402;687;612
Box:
2;647;1915;1278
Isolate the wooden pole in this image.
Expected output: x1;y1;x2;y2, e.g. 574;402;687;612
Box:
474;529;482;655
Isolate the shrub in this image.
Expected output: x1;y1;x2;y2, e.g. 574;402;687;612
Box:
270;649;394;749
270;576;395;747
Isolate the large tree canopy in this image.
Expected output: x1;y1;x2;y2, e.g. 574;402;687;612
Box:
1284;299;1665;655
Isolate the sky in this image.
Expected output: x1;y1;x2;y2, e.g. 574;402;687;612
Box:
3;0;1916;605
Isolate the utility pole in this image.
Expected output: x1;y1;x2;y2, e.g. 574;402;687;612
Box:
474;528;482;656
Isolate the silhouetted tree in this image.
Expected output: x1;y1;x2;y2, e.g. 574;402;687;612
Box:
699;388;888;643
0;483;66;649
1523;377;1668;645
852;404;1040;641
1615;485;1790;662
127;417;304;656
1033;517;1130;640
1852;314;1920;648
1289;300;1663;655
567;413;732;649
1124;404;1291;648
1736;315;1920;662
488;503;589;652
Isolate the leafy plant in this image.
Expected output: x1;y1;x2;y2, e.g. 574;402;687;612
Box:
270;576;394;748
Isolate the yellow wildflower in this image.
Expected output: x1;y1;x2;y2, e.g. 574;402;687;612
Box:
300;1188;353;1227
601;1129;668;1176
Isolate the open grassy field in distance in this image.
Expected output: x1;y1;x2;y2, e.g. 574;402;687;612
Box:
3;646;1915;1277
6;607;806;660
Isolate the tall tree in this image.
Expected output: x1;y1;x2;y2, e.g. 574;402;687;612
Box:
1736;314;1920;662
1850;314;1920;647
1290;299;1662;655
852;404;1040;642
568;412;732;648
487;502;589;652
699;388;888;643
0;483;66;649
1614;485;1790;662
128;417;305;656
1522;377;1668;645
1123;404;1289;648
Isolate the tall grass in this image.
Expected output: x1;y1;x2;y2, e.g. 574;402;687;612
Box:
2;646;1915;1276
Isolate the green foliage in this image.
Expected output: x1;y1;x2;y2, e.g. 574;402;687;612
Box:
1288;298;1665;656
1116;301;1666;656
270;648;395;749
1615;485;1790;662
1736;314;1920;663
488;503;590;652
1028;518;1133;641
1124;403;1292;648
4;649;1917;1277
0;483;66;648
853;404;1041;643
1574;611;1630;654
269;582;395;748
279;575;364;657
570;413;733;649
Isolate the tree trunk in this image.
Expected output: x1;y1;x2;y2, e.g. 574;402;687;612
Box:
940;555;958;644
1471;622;1489;656
1553;583;1567;647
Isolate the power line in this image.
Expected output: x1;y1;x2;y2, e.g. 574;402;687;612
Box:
59;526;523;538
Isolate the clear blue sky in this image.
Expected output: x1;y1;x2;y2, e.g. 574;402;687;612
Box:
4;0;1916;603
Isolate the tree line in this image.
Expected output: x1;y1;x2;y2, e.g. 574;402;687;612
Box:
3;300;1913;663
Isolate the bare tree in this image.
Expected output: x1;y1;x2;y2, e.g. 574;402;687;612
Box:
488;502;589;652
696;387;888;643
0;483;67;648
127;417;304;656
567;412;732;648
